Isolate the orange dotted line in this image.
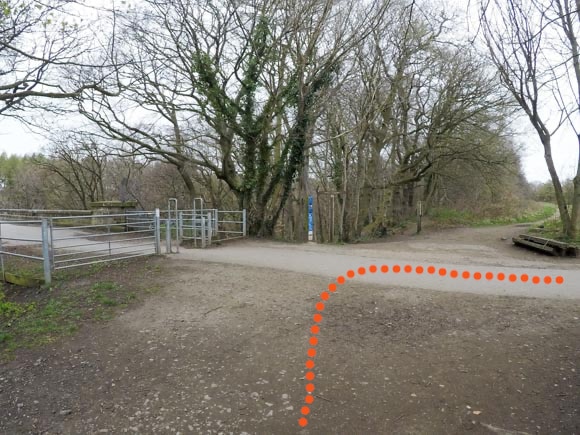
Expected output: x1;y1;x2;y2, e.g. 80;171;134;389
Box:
298;264;565;428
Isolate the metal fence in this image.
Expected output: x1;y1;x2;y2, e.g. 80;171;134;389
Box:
217;210;247;240
126;211;156;231
0;212;162;285
169;209;246;249
0;205;247;285
178;209;216;248
0;208;92;221
0;218;47;281
50;213;159;271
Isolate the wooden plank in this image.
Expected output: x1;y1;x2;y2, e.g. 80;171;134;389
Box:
519;234;570;249
512;237;557;255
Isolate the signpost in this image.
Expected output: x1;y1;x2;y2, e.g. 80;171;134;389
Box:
308;195;314;241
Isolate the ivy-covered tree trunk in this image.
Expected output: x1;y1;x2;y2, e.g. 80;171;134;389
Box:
77;0;388;240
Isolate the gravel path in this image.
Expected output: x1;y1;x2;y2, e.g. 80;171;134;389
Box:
0;223;578;434
177;222;579;299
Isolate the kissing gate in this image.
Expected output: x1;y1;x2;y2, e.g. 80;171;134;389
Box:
162;197;247;253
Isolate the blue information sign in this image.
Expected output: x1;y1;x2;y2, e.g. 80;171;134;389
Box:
308;196;314;239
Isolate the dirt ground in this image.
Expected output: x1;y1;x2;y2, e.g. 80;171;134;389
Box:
0;223;579;435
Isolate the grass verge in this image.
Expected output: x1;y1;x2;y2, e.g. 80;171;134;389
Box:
429;202;556;227
528;217;580;245
0;255;164;360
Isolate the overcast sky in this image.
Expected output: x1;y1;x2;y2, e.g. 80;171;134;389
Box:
0;0;577;185
0;103;575;185
1;117;47;157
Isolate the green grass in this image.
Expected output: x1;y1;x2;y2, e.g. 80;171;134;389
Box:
1;257;44;282
89;281;137;308
529;217;580;245
1;297;80;351
429;203;557;227
0;290;34;321
0;287;36;344
0;254;115;287
0;330;11;344
0;257;163;359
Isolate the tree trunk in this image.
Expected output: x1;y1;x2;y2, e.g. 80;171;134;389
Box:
177;165;196;203
543;137;573;236
316;189;325;243
338;152;349;242
570;133;580;236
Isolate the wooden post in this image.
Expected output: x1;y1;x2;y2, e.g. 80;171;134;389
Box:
417;201;422;234
331;194;335;243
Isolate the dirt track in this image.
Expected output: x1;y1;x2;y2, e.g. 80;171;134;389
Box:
1;223;579;434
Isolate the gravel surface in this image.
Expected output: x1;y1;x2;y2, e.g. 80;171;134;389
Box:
1;224;579;434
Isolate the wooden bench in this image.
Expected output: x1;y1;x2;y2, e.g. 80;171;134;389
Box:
512;234;578;257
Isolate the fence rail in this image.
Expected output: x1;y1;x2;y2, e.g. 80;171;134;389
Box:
178;209;216;248
0;209;92;222
0;205;247;285
170;208;246;249
0;220;44;262
0;218;47;283
50;213;158;271
217;210;246;240
0;213;161;285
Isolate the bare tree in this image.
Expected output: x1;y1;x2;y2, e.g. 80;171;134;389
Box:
479;0;580;237
0;0;119;116
35;132;108;208
78;0;389;236
310;2;513;241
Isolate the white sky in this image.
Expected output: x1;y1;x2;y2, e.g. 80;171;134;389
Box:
0;117;47;155
518;126;576;184
1;110;573;184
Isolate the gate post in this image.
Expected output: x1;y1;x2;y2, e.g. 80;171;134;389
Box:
201;216;206;248
242;209;247;237
41;218;52;286
154;209;161;254
165;216;171;254
207;212;212;247
178;211;183;242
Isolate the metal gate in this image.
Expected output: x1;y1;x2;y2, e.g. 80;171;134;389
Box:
0;218;46;281
50;212;159;270
174;209;246;247
0;211;162;285
162;197;247;252
0;202;247;285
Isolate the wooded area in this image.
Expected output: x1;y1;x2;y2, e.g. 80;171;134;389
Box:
1;0;578;241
